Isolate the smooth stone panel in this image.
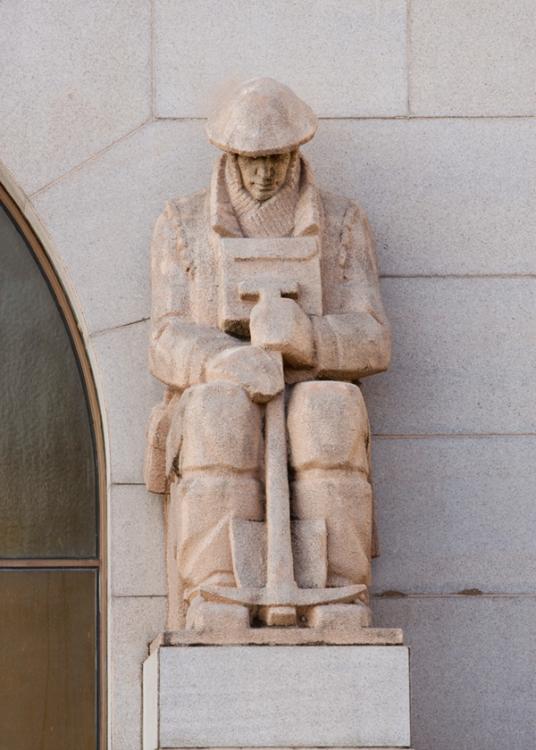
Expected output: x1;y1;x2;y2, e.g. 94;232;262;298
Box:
91;320;163;484
306;118;536;275
0;0;151;194
32;120;214;334
154;0;407;117
374;596;536;750
362;278;536;435
154;645;410;748
143;651;159;750
410;0;536;115
371;436;536;594
111;596;166;750
111;485;166;596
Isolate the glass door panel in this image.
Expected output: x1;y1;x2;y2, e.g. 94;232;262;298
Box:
0;187;103;749
0;204;97;559
0;570;97;749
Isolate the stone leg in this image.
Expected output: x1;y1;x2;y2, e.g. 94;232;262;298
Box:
287;381;373;626
166;382;263;629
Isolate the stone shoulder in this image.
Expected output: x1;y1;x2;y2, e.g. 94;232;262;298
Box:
156;189;209;256
319;188;367;229
156;187;369;248
159;187;367;230
163;188;208;223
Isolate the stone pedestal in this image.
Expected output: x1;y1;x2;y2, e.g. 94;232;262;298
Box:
143;638;412;750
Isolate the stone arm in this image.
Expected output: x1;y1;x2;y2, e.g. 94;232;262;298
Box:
149;202;238;390
311;203;391;380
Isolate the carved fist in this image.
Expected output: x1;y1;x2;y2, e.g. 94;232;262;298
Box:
249;296;314;368
205;345;284;403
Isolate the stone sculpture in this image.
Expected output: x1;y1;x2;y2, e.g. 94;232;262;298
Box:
146;77;391;634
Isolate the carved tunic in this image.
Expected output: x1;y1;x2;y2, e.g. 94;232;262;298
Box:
147;151;391;630
149;154;390;394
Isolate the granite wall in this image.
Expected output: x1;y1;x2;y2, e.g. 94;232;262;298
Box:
1;2;535;748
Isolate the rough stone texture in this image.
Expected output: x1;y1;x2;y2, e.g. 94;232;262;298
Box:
111;485;166;597
374;596;536;750
31;121;214;334
410;0;536;116
0;0;151;195
91;321;163;484
148;645;410;748
111;596;166;750
306;118;536;275
154;0;407;117
207;77;318;156
147;80;390;630
371;436;536;594
363;278;536;435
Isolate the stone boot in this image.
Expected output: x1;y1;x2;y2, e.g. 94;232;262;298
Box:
185;596;250;632
306;602;372;630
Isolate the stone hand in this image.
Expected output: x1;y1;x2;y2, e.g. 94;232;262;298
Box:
205;345;284;403
249;296;314;368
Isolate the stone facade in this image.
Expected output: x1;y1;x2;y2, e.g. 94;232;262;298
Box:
1;2;536;749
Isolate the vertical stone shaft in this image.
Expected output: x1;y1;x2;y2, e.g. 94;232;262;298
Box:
264;387;296;595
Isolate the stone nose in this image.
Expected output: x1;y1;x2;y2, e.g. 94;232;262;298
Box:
256;159;274;180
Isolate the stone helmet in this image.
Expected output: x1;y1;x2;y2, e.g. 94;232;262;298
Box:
206;77;318;157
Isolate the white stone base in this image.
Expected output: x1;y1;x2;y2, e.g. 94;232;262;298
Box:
143;644;411;749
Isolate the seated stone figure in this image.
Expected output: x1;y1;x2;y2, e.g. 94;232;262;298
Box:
146;78;391;631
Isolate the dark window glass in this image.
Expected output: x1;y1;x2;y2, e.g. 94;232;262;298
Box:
0;570;97;750
0;205;97;558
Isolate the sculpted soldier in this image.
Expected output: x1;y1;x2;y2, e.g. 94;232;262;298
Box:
146;78;391;632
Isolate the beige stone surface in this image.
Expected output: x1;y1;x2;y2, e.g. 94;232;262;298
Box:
154;0;407;117
410;0;536;115
374;596;536;750
111;596;166;750
31;121;214;334
307;118;536;275
371;435;536;594
0;0;151;195
142;651;159;750
149;645;411;748
363;278;536;435
147;79;391;631
111;485;166;597
92;320;163;484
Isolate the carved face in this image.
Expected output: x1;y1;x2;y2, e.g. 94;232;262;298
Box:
237;152;292;202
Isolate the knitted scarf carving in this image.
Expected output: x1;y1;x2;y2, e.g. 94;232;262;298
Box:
224;151;301;238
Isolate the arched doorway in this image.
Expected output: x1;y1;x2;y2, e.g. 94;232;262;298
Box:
0;184;106;749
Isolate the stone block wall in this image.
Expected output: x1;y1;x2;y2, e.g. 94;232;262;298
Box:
1;2;535;748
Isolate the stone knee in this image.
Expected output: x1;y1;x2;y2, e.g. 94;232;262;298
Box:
167;382;263;600
287;380;370;473
169;381;261;476
287;381;372;587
